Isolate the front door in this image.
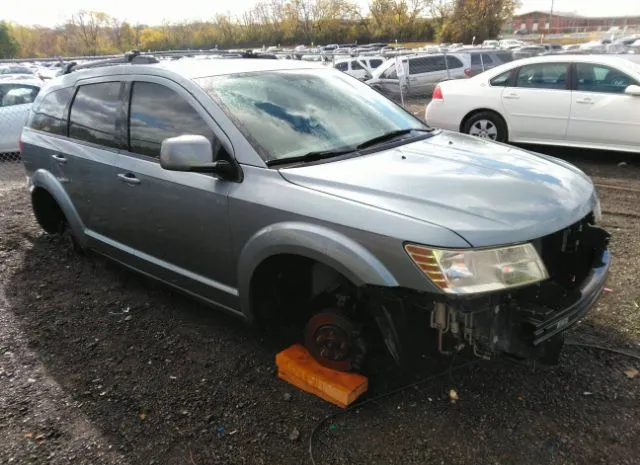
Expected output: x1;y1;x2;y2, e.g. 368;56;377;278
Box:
106;78;237;309
566;62;640;151
500;61;572;143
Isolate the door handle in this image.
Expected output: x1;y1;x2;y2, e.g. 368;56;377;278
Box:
51;154;67;164
117;173;141;185
576;98;594;104
503;93;520;99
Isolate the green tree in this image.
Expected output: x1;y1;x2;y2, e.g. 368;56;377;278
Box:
0;21;19;58
440;0;518;43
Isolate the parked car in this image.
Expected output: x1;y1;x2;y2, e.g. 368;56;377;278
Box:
512;45;546;59
482;40;500;49
21;54;610;372
541;43;563;53
425;55;640;154
0;65;36;77
0;77;42;154
333;56;385;80
458;49;514;76
367;53;470;98
499;39;525;50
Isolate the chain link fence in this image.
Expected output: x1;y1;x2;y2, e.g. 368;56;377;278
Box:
0;152;25;192
0;88;31;192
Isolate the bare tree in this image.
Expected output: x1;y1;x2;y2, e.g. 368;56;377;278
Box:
70;10;109;54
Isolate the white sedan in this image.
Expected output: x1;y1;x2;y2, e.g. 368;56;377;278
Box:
425;55;640;154
0;77;42;154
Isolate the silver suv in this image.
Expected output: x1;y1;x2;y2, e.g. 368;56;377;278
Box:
21;53;610;372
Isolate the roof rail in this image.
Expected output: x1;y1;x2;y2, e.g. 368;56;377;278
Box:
60;50;159;75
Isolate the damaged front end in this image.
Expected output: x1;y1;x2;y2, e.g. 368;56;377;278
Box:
367;215;611;367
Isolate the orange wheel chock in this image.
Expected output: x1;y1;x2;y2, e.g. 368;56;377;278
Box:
276;344;368;408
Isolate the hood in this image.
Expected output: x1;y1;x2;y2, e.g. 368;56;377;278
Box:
279;131;596;247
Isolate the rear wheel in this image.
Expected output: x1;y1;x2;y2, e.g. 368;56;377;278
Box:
462;111;508;143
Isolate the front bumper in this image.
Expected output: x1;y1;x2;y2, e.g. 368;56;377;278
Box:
530;249;609;346
366;244;610;368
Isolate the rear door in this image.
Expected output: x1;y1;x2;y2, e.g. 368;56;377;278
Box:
500;61;571;142
106;76;236;306
51;80;125;233
566;62;640;151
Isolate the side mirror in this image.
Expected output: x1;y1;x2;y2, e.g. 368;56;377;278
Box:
624;84;640;96
160;135;238;180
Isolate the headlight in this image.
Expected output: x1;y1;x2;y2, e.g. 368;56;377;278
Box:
593;195;602;224
404;243;549;294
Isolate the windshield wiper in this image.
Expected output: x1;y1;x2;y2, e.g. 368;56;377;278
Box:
266;146;357;167
356;128;433;150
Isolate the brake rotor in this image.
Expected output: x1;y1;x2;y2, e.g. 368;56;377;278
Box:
304;310;366;372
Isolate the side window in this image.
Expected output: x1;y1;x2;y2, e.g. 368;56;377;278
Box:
335;62;348;72
382;65;398;79
445;56;463;69
69;82;121;148
129;82;216;159
351;60;364;71
28;87;73;135
0;84;39;107
481;54;494;64
497;52;514;63
409;57;430;75
490;70;512;87
471;54;481;65
427;56;447;72
516;63;568;90
369;59;383;68
576;63;639;94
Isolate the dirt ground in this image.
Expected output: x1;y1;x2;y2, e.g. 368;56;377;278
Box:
1;138;639;465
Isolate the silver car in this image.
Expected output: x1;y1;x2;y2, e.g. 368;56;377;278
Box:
20;53;610;372
366;53;470;98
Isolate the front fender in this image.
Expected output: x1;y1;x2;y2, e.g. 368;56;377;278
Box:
238;222;399;321
29;169;88;248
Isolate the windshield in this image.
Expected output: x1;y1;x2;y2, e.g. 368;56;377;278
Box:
196;69;427;163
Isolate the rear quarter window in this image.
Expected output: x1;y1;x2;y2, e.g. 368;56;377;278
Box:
27;87;73;136
446;56;464;69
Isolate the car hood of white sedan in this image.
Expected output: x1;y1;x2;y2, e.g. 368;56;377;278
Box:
278;131;597;247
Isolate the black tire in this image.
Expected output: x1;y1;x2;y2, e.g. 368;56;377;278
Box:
462;111;508;143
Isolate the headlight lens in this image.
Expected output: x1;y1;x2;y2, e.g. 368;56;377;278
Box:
405;243;549;294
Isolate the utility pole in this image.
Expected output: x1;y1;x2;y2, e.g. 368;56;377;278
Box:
548;0;555;34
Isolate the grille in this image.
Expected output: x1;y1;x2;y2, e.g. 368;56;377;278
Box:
539;214;598;291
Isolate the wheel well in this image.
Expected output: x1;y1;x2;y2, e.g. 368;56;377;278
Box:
249;254;353;325
459;109;508;137
31;187;65;234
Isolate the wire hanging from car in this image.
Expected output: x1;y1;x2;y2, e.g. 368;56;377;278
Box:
308;342;640;465
308;358;479;465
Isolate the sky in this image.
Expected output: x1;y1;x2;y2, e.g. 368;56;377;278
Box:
2;0;638;28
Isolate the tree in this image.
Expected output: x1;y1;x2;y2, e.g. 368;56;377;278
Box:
69;11;111;54
440;0;518;43
0;21;19;58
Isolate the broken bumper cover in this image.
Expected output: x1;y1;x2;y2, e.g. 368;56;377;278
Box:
366;247;610;367
532;249;609;346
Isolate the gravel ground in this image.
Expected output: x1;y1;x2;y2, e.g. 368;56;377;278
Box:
1;135;639;465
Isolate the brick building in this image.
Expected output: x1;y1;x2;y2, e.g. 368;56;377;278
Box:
504;11;640;34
